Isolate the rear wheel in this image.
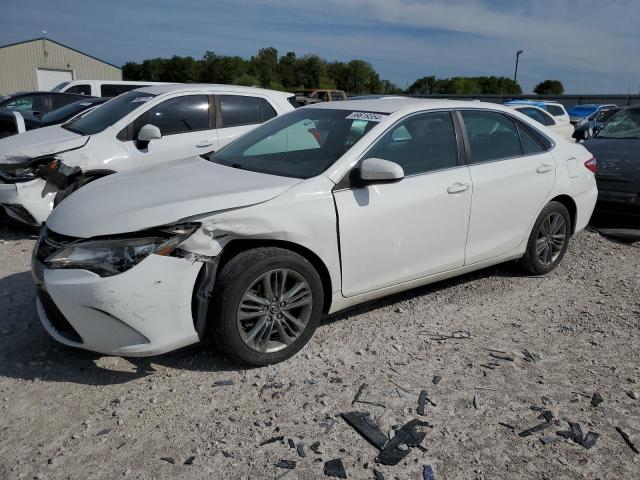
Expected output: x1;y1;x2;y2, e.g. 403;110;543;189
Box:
519;201;571;275
210;247;324;366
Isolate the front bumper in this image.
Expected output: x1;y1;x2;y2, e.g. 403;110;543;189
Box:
0;178;55;225
33;254;204;356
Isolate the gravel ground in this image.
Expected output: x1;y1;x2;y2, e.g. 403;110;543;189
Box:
0;219;639;480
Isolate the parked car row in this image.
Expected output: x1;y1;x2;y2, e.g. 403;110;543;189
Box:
0;81;603;366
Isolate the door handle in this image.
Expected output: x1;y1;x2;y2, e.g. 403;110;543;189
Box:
537;163;553;173
447;182;470;194
196;141;214;148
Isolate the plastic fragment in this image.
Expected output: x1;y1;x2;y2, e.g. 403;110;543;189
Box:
423;464;436;480
591;392;604;407
276;459;296;470
341;411;388;450
518;421;553;437
324;458;347;478
582;432;599;449
616;427;640;454
259;435;284;446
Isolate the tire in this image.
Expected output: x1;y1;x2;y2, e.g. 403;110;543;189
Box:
519;201;571;275
210;247;324;366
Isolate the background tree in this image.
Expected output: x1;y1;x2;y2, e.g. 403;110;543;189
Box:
533;80;564;95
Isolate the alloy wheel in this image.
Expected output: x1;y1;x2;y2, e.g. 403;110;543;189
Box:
535;212;567;266
236;268;313;353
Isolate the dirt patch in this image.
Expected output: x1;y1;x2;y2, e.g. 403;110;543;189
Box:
0;221;639;479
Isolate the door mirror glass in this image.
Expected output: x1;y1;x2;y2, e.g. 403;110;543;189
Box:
137;124;162;142
358;158;404;184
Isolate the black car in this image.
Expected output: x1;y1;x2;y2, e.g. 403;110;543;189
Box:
0;91;92;116
582;107;640;215
0;97;107;138
572;107;622;142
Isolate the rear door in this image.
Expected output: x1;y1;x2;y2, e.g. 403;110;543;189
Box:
124;94;217;167
215;95;278;149
334;111;472;296
460;110;557;265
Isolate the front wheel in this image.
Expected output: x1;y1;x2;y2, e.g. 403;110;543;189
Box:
519;201;571;275
210;247;324;366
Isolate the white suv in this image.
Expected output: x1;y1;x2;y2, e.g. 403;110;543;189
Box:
52;80;172;97
0;84;296;225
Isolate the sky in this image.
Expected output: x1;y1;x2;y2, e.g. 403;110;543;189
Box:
2;0;639;94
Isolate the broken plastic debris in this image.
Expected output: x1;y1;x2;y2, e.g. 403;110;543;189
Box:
423;464;436;480
160;457;175;464
582;432;599;449
275;459;296;469
373;469;385;480
537;410;553;422
489;352;514;362
310;441;321;454
591;392;604;407
432;375;442;385
557;422;584;445
324;458;347;478
296;443;306;458
518;421;553;437
259;435;284;446
377;419;427;466
341;411;388;449
615;426;640;454
213;380;234;387
473;395;480;410
184;456;196;465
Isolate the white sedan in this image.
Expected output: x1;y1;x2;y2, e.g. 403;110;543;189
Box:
507;104;575;141
33;98;598;365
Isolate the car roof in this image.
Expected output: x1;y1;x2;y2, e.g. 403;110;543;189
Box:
305;97;513;115
137;83;293;98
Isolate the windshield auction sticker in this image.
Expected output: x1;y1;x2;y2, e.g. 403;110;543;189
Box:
345;112;386;122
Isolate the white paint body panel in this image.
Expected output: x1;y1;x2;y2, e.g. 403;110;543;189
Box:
36;99;598;357
335;167;472;296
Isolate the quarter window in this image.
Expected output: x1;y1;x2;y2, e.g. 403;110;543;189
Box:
461;111;522;163
66;84;92;95
134;95;209;137
259;98;277;122
517;124;545;155
219;95;262;127
366;112;459;175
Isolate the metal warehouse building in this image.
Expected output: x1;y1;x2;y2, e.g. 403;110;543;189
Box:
0;37;121;95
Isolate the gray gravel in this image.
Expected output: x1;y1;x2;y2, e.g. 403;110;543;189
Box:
0;220;639;480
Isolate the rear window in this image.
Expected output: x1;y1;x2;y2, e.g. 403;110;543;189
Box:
546;105;566;117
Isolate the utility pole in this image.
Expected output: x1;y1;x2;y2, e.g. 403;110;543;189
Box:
513;50;523;95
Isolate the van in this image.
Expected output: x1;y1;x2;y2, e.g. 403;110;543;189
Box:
51;80;173;97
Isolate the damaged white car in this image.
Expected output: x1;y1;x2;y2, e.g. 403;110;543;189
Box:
33;98;598;365
0;84;296;225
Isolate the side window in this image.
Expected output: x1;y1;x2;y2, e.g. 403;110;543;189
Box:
366;111;458;175
66;84;91;95
219;95;262;127
461;111;522;163
133;95;209;137
520;108;553;126
259;98;277;122
320;91;329;102
517;124;545;155
331;91;344;101
4;96;34;110
101;84;143;97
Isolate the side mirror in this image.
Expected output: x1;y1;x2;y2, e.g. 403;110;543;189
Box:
137;124;162;142
357;158;404;184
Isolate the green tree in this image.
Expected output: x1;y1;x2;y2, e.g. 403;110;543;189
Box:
533;79;564;95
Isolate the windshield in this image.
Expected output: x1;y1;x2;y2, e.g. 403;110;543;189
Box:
51;81;70;92
208;109;386;179
63;91;155;136
40;100;98;124
595;109;640;139
596;108;619;123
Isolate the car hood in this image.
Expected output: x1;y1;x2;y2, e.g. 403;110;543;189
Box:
584;138;640;182
0;124;87;166
47;156;302;238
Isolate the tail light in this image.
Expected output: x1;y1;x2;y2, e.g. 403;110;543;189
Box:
584;156;597;173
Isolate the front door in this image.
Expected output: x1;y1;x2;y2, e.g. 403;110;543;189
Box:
125;94;218;168
334;111;473;297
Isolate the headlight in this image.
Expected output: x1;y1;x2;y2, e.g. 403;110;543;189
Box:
44;224;198;277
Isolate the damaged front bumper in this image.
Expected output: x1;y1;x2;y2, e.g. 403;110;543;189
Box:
33;253;211;356
0;178;56;225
